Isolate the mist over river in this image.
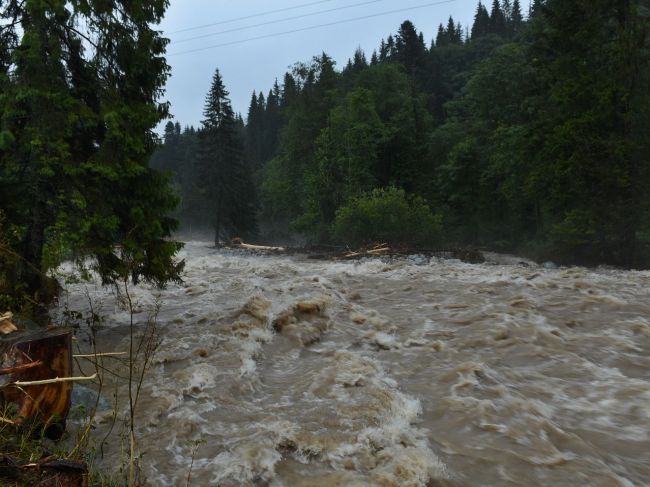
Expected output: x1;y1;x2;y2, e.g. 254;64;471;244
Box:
58;242;650;486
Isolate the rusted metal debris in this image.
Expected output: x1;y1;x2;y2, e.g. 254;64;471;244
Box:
0;328;74;435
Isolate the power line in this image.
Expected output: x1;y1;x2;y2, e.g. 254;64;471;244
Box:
169;0;456;57
172;0;387;45
167;0;338;35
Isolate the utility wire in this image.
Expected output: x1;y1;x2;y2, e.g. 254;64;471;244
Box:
169;0;456;57
172;0;387;45
167;0;337;34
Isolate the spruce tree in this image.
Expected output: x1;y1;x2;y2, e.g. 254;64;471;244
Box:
352;47;368;72
395;21;425;74
489;0;506;36
386;35;396;57
471;1;491;39
454;22;464;44
436;23;448;46
510;0;523;35
196;69;256;244
264;83;282;160
529;0;544;18
379;39;389;61
245;91;263;169
281;72;298;109
446;16;457;42
0;0;182;313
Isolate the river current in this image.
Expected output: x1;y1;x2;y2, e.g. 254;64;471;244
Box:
59;241;650;486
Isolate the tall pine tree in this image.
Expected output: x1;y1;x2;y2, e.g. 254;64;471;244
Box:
196;69;256;244
0;0;182;314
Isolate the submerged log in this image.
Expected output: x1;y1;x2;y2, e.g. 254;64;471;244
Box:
0;328;73;435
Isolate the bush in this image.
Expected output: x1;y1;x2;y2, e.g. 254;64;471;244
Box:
332;187;441;246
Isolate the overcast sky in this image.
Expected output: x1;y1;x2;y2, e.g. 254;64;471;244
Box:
159;0;479;129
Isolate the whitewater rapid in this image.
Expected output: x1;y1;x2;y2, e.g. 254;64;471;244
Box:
58;242;650;486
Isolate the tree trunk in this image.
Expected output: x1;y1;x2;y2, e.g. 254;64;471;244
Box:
214;190;224;246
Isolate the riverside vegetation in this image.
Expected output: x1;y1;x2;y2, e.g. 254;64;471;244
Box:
0;0;649;486
153;0;650;268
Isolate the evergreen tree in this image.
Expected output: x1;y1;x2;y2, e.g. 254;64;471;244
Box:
471;2;491;39
386;35;396;57
446;16;457;42
353;47;368;71
245;91;264;169
379;39;389;61
529;0;544;18
264;80;282;160
436;23;448;46
454;22;464;44
395;20;426;74
196;69;256;244
524;0;649;265
489;0;507;35
281;72;298;109
502;0;512;20
0;0;182;313
510;0;524;35
164;121;177;145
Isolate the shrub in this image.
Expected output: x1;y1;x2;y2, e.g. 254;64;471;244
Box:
332;187;441;246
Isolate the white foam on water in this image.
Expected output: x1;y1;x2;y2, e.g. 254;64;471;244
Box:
57;242;650;486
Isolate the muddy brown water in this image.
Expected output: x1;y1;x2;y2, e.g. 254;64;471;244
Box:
57;242;650;486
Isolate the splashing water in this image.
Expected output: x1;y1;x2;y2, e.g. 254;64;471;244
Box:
59;242;650;486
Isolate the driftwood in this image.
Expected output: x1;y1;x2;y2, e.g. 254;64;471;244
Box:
229;238;285;252
224;239;485;264
342;244;390;260
0;328;74;433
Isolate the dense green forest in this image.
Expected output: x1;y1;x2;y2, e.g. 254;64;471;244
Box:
0;0;183;316
153;0;650;268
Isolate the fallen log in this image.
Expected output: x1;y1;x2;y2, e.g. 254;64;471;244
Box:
238;242;286;252
229;238;286;252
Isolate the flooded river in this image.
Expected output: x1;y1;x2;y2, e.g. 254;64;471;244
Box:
59;242;650;486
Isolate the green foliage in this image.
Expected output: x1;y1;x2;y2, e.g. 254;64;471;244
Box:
0;0;183;315
196;69;257;243
332;187;441;246
152;0;649;267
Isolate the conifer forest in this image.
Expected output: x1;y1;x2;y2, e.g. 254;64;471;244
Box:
152;0;650;268
1;1;650;486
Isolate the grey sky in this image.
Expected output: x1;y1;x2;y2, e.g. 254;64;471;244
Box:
159;0;479;129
